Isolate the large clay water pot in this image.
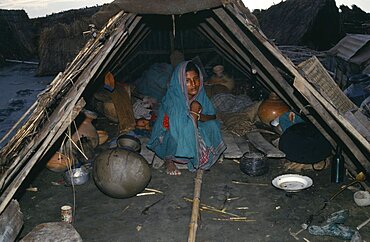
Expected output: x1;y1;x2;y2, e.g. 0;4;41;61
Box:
257;92;289;124
71;110;99;148
93;148;151;198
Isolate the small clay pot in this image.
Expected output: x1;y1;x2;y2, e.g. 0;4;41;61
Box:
71;110;99;148
97;130;109;145
46;152;74;172
257;92;289;124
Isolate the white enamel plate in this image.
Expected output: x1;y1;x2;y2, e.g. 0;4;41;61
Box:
272;174;313;192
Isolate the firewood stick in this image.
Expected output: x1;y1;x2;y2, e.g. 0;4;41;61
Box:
188;169;204;242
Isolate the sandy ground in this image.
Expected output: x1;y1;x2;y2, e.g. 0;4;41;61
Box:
0;63;53;146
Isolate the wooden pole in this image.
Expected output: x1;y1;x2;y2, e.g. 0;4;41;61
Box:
188;169;204;242
0;200;23;241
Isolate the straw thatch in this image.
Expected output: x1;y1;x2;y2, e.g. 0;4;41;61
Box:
37;21;89;75
0;10;36;60
339;5;370;34
255;0;341;50
36;5;120;75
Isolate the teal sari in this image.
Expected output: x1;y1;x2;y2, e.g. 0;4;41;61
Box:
147;61;226;171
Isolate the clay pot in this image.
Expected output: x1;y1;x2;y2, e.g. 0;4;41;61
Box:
72;110;99;148
97;130;109;145
46;152;74;172
257;92;289;124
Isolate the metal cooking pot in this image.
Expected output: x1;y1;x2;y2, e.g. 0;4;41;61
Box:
239;152;269;176
116;134;141;153
93;148;151;198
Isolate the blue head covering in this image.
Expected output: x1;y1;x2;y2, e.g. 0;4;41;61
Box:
147;61;226;171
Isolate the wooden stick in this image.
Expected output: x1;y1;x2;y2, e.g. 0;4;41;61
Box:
188;169;204;242
184;197;240;217
357;217;370;230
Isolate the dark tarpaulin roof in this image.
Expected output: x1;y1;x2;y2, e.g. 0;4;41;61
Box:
327;34;370;65
111;0;223;15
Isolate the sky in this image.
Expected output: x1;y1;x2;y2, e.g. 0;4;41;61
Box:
0;0;369;18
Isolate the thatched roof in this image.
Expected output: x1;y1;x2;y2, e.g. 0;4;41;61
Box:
256;0;341;50
0;10;36;60
0;0;369;215
36;5;119;75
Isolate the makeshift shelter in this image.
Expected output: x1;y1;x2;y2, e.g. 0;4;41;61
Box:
327;34;370;86
0;0;370;236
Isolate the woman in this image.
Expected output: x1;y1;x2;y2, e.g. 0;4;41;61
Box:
147;61;226;175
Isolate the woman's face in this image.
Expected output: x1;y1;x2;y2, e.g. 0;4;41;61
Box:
186;70;200;99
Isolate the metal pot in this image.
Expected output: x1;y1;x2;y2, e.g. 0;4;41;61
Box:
117;134;141;153
63;167;89;186
239;152;269;176
93;148;151;198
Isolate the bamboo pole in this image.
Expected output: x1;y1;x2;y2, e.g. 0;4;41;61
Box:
188;169;204;242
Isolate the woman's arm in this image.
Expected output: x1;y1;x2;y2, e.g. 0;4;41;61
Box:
199;113;216;122
190;100;216;123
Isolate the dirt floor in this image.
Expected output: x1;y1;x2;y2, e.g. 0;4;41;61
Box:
16;139;370;242
3;64;369;242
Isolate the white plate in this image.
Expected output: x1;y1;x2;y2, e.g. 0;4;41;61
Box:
272;174;313;192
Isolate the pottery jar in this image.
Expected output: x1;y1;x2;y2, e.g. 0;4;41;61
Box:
46;152;74;172
72;110;99;148
257;92;289;124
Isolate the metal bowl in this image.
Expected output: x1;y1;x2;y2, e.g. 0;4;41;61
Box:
116;134;141;153
63;167;89;186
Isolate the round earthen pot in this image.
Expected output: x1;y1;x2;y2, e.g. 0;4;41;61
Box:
46;152;74;172
93;148;151;198
257;92;289;124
